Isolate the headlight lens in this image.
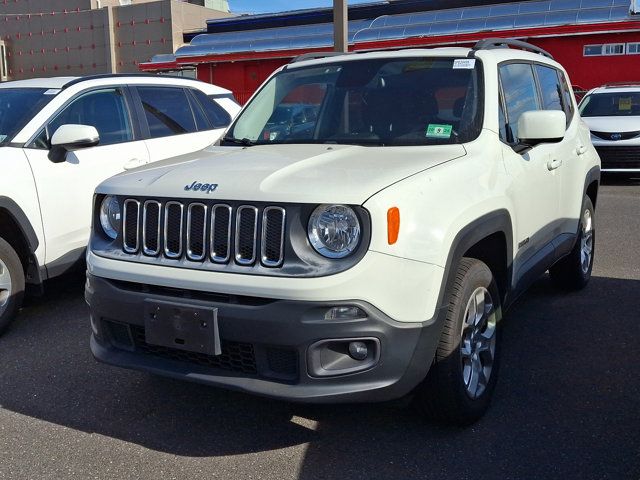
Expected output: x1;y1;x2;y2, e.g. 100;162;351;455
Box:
99;195;121;240
308;204;361;258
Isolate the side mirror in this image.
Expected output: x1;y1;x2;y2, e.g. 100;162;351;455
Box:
48;124;100;163
517;110;566;146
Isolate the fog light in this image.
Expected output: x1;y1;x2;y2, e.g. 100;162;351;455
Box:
348;341;368;361
324;306;367;320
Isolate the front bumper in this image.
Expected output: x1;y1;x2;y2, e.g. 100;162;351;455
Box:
86;274;447;403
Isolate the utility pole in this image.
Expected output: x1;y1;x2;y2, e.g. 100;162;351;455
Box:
333;0;348;53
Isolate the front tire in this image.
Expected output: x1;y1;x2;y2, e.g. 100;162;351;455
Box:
414;258;502;425
550;195;595;290
0;237;25;335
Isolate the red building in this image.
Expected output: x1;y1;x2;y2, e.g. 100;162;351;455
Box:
140;0;640;103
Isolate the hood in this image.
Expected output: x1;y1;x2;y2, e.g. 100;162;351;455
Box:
582;116;640;133
97;143;466;204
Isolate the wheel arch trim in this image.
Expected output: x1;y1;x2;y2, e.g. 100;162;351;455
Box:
436;209;513;310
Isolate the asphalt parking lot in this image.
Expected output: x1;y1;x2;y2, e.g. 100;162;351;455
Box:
0;180;638;480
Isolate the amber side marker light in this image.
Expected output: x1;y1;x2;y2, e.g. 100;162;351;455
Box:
387;207;400;245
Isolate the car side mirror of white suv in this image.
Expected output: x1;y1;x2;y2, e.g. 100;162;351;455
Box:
48;124;100;163
517;110;566;147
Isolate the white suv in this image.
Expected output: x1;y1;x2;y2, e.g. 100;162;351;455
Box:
579;83;640;174
0;74;240;333
85;39;600;424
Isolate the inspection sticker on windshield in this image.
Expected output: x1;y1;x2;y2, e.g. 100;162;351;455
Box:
426;124;452;138
44;89;61;95
453;59;476;69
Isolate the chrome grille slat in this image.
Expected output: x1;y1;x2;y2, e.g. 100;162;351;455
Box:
261;207;286;267
235;206;258;265
186;203;207;261
210;204;232;263
142;200;161;256
123;199;140;253
164;202;184;258
123;199;285;269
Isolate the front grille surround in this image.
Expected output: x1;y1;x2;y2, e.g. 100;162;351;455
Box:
186;203;207;261
210;204;232;263
261;206;286;267
142;200;161;256
122;199;140;253
235;205;259;265
163;201;184;258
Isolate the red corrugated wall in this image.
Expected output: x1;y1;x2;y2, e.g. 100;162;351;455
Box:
194;30;640;104
197;59;289;104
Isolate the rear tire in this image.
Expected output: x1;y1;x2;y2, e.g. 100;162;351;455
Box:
550;196;595;290
0;237;25;335
414;258;502;425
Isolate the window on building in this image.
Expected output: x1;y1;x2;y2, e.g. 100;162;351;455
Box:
584;43;626;56
627;42;640;54
137;86;198;138
499;63;540;142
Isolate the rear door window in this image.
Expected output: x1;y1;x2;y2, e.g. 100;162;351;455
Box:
192;89;232;129
137;86;197;138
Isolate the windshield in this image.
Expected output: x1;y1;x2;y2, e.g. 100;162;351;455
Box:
226;57;483;146
579;92;640;117
0;88;56;145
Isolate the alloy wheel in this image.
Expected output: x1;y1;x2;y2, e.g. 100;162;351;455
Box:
581;208;594;274
0;258;12;316
460;287;497;399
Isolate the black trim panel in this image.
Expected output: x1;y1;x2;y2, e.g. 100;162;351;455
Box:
0;196;39;251
438;209;513;309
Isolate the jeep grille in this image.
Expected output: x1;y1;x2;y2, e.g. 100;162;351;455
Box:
122;199;286;268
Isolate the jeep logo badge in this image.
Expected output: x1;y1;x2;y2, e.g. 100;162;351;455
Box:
184;181;218;194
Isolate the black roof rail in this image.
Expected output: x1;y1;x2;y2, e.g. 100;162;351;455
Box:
61;73;203;90
289;51;353;64
472;38;554;60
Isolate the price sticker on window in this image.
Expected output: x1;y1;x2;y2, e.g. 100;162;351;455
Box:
619;97;632;111
426;124;453;138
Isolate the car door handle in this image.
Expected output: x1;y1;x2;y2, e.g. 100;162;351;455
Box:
575;145;587;155
547;158;563;171
123;158;147;170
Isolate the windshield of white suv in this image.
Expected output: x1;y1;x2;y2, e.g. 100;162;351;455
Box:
580;92;640;117
224;57;483;146
0;88;56;145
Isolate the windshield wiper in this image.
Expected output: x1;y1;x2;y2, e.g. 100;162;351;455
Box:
221;136;256;147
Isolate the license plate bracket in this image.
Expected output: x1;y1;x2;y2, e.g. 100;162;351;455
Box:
143;299;221;356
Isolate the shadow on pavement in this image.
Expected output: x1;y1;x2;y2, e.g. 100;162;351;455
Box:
0;272;639;478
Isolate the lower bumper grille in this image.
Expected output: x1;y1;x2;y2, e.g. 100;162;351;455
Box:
595;146;640;170
103;321;299;380
130;324;257;374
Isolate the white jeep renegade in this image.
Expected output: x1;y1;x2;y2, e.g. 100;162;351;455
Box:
86;39;600;424
0;74;240;333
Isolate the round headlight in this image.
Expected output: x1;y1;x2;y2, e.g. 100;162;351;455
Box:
308;204;361;258
99;195;121;240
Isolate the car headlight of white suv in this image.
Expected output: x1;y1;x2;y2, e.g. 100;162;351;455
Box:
307;204;361;258
99;195;121;240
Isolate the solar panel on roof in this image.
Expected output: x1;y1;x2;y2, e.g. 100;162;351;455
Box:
169;0;634;60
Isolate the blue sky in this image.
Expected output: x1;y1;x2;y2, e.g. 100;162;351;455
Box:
229;0;375;15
